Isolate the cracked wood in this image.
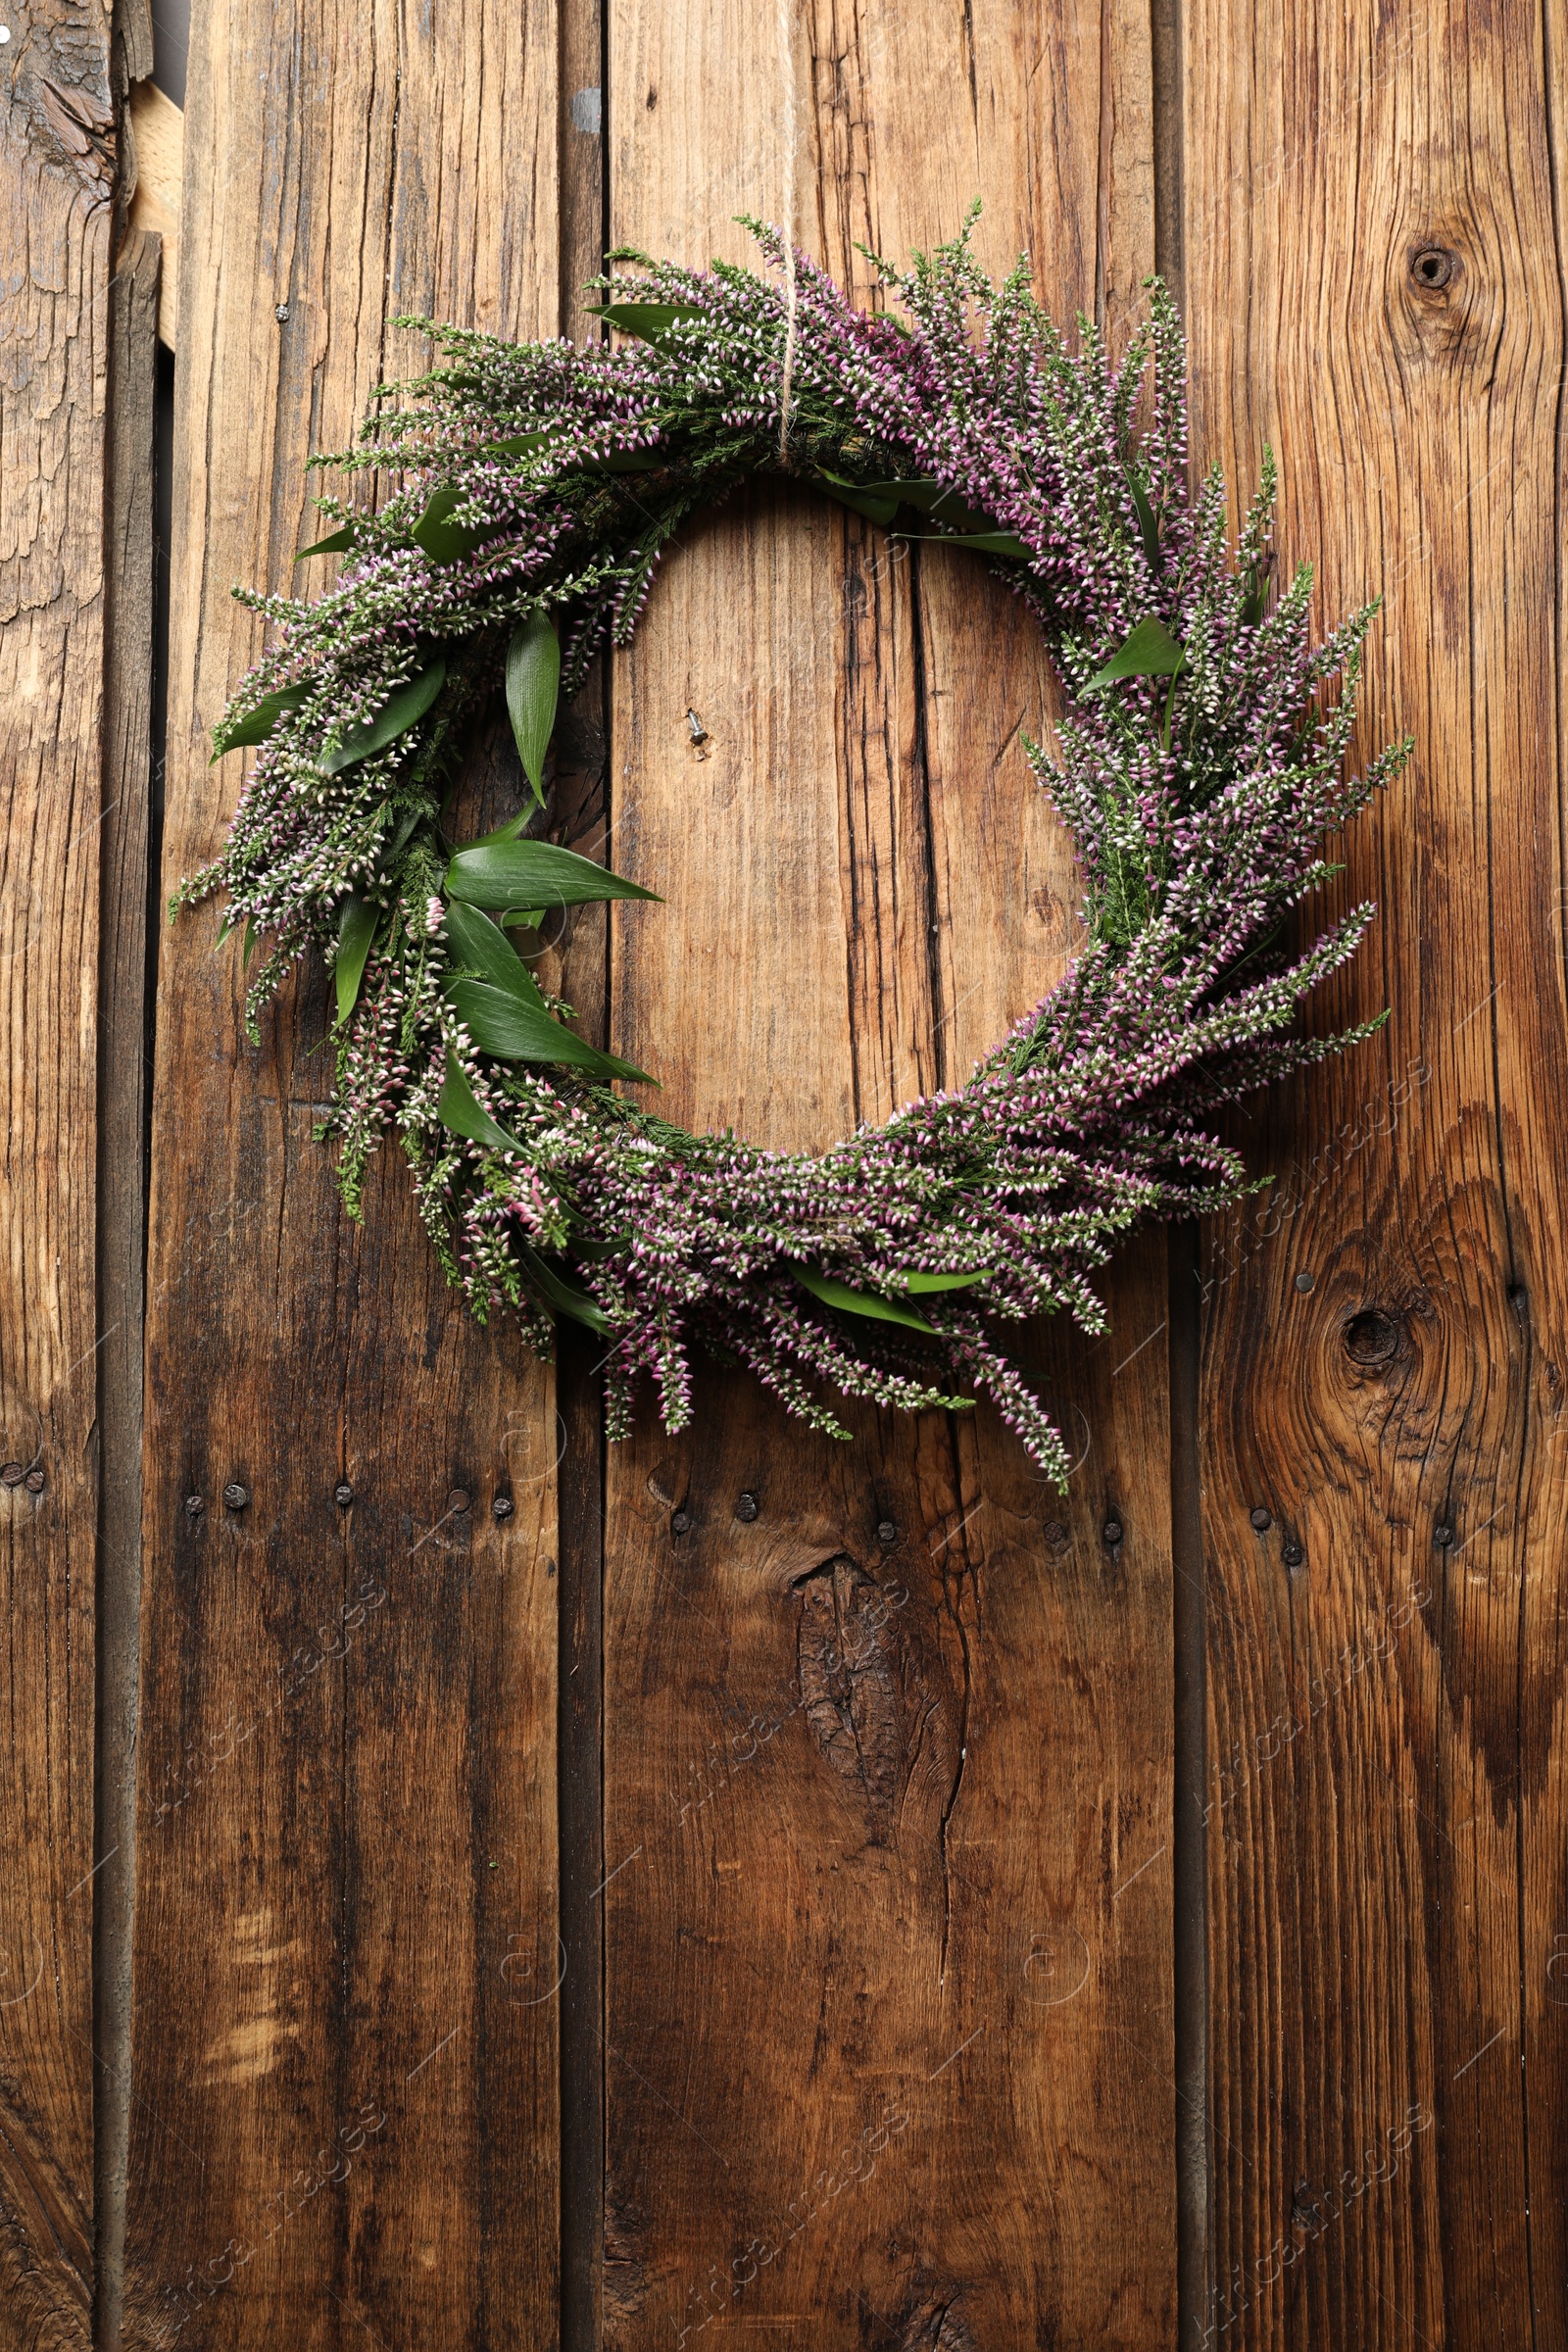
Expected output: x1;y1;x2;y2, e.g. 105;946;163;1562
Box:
600;3;1177;2343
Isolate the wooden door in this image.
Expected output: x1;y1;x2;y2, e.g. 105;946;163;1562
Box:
2;0;1565;2345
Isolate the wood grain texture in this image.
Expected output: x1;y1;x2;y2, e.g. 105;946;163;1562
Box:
1184;4;1568;2345
124;4;563;2343
98;220;162;2352
0;2;115;2338
124;83;182;349
601;4;1177;2342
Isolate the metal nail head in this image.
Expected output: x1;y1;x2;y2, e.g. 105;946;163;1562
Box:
335;1482;355;1507
223;1482;249;1511
1250;1507;1272;1533
671;1507;693;1535
1102;1516;1123;1547
736;1492;759;1522
493;1494;514;1521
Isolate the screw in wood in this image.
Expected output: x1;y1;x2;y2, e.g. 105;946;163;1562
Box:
334;1482;355;1507
493;1494;514;1521
0;1463;24;1488
735;1492;759;1522
1102;1516;1123;1546
184;1494;204;1518
1433;1521;1454;1547
24;1468;44;1494
876;1519;898;1546
1250;1506;1272;1533
222;1482;249;1511
671;1507;693;1535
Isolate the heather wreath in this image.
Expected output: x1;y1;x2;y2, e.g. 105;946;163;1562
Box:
188;209;1407;1485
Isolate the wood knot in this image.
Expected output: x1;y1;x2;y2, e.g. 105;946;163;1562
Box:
1408;242;1458;292
795;1557;956;1843
1343;1306;1401;1367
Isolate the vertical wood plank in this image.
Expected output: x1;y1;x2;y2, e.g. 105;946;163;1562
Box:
0;3;114;2336
1184;4;1568;2344
125;4;563;2342
98;220;163;2352
601;4;1176;2342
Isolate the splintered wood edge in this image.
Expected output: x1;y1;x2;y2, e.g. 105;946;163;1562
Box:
126;79;183;349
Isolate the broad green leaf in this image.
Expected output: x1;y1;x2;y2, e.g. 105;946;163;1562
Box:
241;916;259;966
449;978;656;1085
903;1269;988;1294
213;681;311;760
437;1050;525;1155
518;1243;614;1334
487;425;562;459
1126;472;1161;573
295;524;359;561
1240;563;1270;626
1086;613;1187;690
442;899;550;1004
501;908;548;931
320;658;446;776
901;528;1033;561
795;1266;937;1334
816;475;900;526
447;836;661;911
584;300;704;343
506;612;561;805
411;486;498;564
334;894;378;1025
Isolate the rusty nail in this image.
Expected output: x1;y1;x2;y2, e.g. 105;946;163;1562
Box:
185;1493;204;1518
493;1494;514;1521
1102;1516;1123;1547
24;1468;44;1495
1250;1506;1272;1533
876;1519;898;1546
447;1488;471;1516
0;1463;24;1488
736;1492;759;1522
223;1482;249;1511
335;1482;355;1507
671;1507;693;1535
1434;1521;1454;1548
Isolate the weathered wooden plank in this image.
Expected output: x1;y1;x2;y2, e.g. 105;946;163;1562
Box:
0;5;116;2337
97;219;162;2352
1184;4;1568;2344
601;3;1177;2341
124;3;563;2342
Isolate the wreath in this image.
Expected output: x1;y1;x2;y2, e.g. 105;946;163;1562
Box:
189;211;1406;1485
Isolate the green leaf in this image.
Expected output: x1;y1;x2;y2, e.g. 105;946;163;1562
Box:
506;612;561;806
320;659;446;776
1086;613;1188;690
816;473;901;526
241;916;259;966
903;1270;988;1294
411;486;499;564
442;899;550;1004
901;529;1033;561
1240;564;1270;626
501;908;548;931
447;836;661;911
212;681;311;760
449;978;656;1085
1126;472;1161;573
437;1050;525;1154
334;894;378;1025
795;1267;937;1335
518;1243;614;1335
583;300;705;344
295;524;359;561
487;425;562;459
